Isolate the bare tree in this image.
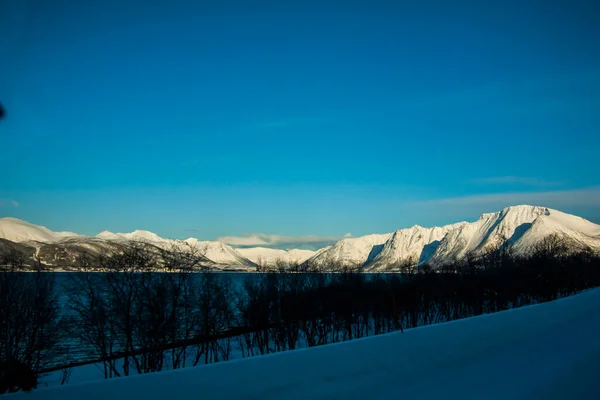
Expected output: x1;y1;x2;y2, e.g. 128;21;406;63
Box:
192;268;235;365
532;233;568;259
66;241;209;377
0;253;62;393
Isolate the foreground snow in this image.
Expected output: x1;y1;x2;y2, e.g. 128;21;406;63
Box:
13;288;600;399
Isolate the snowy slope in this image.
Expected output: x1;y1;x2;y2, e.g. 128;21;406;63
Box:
0;218;79;243
182;238;257;269
236;247;316;266
16;288;600;399
306;233;393;268
35;238;129;268
511;208;600;254
363;222;467;271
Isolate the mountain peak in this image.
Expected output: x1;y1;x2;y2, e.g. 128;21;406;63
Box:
127;230;163;242
479;205;549;221
96;230;120;239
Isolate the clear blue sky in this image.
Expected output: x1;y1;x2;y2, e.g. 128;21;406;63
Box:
1;0;599;245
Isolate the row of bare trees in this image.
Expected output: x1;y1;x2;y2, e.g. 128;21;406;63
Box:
63;242;237;378
232;235;600;356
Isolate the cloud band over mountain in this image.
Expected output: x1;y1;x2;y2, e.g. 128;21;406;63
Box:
215;233;352;250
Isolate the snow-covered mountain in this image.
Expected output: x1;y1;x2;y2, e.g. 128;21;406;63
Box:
305;205;600;271
0;219;257;270
0;217;79;243
363;222;468;271
94;229;258;269
426;205;549;265
426;205;600;265
2;205;600;271
236;247;316;266
306;233;393;268
96;230;164;243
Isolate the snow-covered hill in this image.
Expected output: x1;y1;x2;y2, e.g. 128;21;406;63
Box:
236;247;316;266
16;287;600;399
0;217;79;243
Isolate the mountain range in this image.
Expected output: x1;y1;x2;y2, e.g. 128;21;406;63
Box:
1;205;599;271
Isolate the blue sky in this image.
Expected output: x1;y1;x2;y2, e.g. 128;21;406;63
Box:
1;0;599;247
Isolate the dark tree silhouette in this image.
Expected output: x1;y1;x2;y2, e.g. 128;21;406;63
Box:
0;358;37;394
0;254;62;393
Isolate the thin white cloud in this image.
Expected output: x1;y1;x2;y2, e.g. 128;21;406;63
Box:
216;235;269;246
418;187;600;208
216;233;350;249
471;176;563;187
395;187;600;227
11;200;19;207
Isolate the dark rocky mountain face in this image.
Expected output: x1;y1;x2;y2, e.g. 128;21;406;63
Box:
0;237;214;271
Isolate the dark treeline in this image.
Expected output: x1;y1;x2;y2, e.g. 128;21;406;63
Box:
1;234;600;393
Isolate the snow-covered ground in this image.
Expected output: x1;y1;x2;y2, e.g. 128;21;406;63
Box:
12;288;600;399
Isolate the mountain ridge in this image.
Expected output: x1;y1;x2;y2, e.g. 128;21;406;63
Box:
2;205;600;271
305;205;600;271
